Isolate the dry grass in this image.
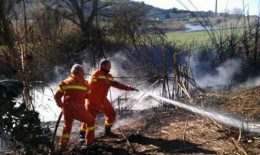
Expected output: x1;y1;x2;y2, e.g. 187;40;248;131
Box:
52;87;259;154
114;87;260;154
205;86;260;120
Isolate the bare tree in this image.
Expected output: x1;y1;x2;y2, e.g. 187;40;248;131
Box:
0;0;35;107
42;0;114;66
0;0;19;66
232;8;243;15
111;2;167;66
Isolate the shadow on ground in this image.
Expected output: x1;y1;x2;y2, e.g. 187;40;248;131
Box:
128;134;216;154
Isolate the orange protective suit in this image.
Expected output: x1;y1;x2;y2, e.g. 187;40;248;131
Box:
55;75;95;147
80;69;132;139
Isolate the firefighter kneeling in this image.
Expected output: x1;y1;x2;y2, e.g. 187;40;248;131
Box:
54;64;95;149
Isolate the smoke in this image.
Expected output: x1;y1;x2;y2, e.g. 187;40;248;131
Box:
31;61;96;122
33;52;149;122
33;64;79;122
103;52;166;111
34;49;259;122
82;61;94;77
33;83;61;122
189;50;245;89
113;115;141;129
196;59;243;88
107;51;143;81
239;77;260;88
34;64;87;121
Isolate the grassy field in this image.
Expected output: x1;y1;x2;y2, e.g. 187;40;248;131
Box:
166;30;210;45
166;28;246;45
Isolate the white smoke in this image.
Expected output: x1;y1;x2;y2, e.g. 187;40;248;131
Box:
196;59;243;88
35;51;258;122
33;84;61;122
239;77;260;88
33;63;101;121
33;53;148;122
189;49;260;89
189;49;244;89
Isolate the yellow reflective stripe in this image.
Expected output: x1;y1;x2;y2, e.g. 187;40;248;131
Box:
104;120;113;126
61;85;87;91
86;126;96;131
61;133;70;139
97;76;106;79
80;125;95;131
107;77;114;81
80;125;86;131
91;76;114;82
91;78;97;82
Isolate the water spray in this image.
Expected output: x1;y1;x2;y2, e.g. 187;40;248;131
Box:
134;89;260;134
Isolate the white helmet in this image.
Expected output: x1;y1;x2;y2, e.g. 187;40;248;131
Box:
70;64;84;74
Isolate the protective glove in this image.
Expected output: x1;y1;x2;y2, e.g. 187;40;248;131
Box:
126;85;138;91
56;101;63;108
132;87;139;91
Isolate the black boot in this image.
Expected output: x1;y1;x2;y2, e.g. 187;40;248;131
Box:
79;131;86;144
104;127;117;137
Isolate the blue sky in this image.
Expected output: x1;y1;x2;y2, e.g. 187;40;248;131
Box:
132;0;260;15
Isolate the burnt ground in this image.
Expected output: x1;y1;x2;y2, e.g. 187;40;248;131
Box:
53;87;260;155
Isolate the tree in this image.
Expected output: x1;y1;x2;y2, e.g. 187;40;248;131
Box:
0;0;20;68
111;2;167;67
43;0;112;66
232;8;243;15
170;7;178;13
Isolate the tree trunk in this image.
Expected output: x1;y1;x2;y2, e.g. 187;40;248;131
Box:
0;0;17;63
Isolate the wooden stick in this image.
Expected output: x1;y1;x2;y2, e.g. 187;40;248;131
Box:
231;137;248;155
178;82;193;101
182;120;189;140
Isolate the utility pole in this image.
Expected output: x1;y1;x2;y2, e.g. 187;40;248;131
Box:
215;0;218;14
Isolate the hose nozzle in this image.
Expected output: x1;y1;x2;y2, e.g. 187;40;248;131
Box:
132;88;139;91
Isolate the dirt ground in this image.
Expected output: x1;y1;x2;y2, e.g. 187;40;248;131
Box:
54;87;260;155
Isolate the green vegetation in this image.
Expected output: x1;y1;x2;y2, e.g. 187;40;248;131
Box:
166;31;210;45
166;28;246;45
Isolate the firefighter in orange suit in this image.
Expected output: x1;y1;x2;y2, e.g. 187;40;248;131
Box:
54;64;95;148
79;59;135;142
